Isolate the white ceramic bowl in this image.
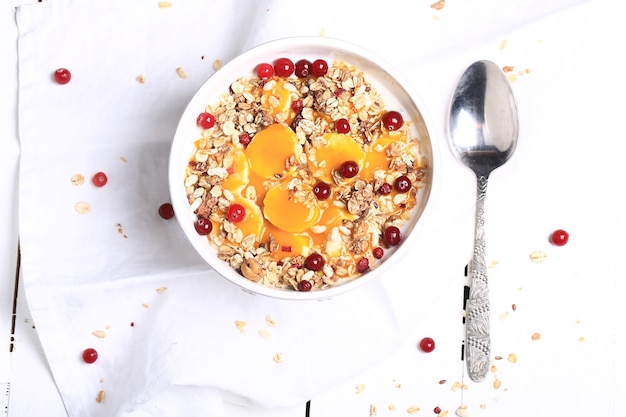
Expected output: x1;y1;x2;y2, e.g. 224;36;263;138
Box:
169;37;438;300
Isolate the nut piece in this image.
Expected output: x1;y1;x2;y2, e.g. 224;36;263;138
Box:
369;404;377;417
96;390;106;403
430;0;445;9
355;383;365;394
273;352;283;363
241;259;263;282
531;332;541;341
507;353;518;363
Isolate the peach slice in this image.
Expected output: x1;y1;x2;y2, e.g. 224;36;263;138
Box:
263;182;320;233
262;79;293;118
222;147;250;194
309;133;365;183
265;225;313;258
245;123;299;179
230;197;264;239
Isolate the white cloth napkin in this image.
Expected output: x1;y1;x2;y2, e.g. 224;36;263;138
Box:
16;0;598;415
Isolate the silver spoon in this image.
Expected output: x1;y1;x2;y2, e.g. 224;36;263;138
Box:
448;60;519;382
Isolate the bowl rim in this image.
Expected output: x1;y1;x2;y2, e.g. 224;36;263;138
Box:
169;36;440;301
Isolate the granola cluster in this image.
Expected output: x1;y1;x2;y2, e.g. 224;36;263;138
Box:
184;60;427;291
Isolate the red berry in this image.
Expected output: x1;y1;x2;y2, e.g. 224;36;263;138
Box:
274;57;295;78
311;59;329;77
434;406;442;414
378;183;393;195
335;118;350;134
197;112;215;129
419;337;435;353
313;182;331;200
339;160;359;178
239;133;251;145
194;217;212;235
158;203;175;219
383;226;402;246
298;280;312;292
394;175;412;193
294;59;312;78
356;257;370;273
82;348;98;364
92;172;108;187
226;203;246;223
256;62;274;80
291;99;303;113
305;253;324;271
550;229;569;246
54;68;71;84
382;110;404;131
372;247;384;259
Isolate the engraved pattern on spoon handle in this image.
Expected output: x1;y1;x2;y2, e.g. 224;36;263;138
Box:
466;174;491;382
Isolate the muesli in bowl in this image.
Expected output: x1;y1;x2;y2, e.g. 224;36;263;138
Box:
169;37;437;300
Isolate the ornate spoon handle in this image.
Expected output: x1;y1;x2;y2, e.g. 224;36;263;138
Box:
466;175;491;382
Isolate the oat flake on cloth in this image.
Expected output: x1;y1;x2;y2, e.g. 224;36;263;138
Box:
16;0;589;415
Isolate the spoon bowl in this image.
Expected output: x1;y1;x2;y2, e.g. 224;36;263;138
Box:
448;60;519;381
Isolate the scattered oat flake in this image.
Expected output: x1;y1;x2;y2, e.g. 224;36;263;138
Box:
213;59;223;72
92;330;106;338
369;404;377;416
491;365;498;373
507;74;518;83
499;311;509;320
407;405;420;414
176;67;187;79
531;332;541;341
235;320;246;333
273;352;283;363
451;381;461;391
499;39;508;49
71;174;85;186
136;75;145;84
265;315;276;327
507;353;518;363
579;336;585;342
96;390;106;403
74;201;91;214
493;379;502;389
158;1;172;7
355;383;365;394
430;0;445;10
480;404;487;410
120;156;128;163
156;287;168;294
456;405;469;417
439;410;449;417
488;260;499;269
388;403;397;411
529;251;547;263
142;302;149;308
258;329;272;339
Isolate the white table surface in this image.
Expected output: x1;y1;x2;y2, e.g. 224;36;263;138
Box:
3;1;625;416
